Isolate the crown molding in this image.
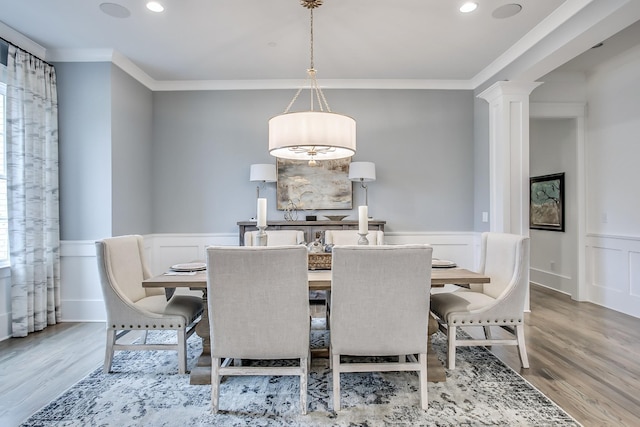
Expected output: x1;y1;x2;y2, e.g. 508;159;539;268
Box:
151;78;474;91
471;0;595;88
0;21;46;59
46;46;476;91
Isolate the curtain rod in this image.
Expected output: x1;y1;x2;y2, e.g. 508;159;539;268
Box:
0;36;54;67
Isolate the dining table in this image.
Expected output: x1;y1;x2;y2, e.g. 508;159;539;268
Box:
143;266;490;385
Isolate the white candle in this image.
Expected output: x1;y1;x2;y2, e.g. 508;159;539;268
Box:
257;198;267;227
358;206;368;234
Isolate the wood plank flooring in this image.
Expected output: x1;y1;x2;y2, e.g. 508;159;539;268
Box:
1;285;639;426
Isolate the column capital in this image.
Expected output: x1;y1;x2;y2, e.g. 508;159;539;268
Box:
478;81;543;103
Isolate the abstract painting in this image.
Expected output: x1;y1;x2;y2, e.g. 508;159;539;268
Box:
277;158;352;210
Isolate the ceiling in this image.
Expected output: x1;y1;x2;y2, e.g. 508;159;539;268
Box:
1;0;639;90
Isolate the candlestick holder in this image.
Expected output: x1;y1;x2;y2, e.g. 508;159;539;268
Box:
358;232;369;245
256;226;268;246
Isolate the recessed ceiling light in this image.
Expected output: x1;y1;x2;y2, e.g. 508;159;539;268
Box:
146;2;165;13
99;3;131;18
492;4;523;19
459;2;478;13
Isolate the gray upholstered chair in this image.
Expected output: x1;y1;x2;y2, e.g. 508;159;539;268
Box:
244;229;305;246
206;245;310;414
430;232;530;370
324;229;384;246
95;235;203;374
330;244;433;411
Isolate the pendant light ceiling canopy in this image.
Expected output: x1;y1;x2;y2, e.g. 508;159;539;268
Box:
268;0;356;166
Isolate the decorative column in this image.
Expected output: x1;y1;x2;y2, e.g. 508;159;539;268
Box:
478;81;542;236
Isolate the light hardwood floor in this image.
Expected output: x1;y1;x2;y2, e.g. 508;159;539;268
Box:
1;285;639;426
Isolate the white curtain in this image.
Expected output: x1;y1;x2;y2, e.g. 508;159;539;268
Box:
6;45;60;337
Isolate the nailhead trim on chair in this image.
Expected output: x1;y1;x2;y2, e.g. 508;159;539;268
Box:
109;323;185;330
452;318;523;325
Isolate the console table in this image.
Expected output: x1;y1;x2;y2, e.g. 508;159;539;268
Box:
237;220;386;246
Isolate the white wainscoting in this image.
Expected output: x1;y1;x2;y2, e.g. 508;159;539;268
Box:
57;232;480;323
586;234;640;318
384;232;481;271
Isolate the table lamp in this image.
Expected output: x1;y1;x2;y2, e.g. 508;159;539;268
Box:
348;161;376;207
250;164;277;199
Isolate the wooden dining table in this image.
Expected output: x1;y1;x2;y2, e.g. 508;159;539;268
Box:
143;267;490;385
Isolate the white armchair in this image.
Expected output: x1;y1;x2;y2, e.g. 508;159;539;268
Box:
95;235;203;374
244;229;305;246
324;229;384;245
206;245;310;414
430;232;530;369
330;244;433;411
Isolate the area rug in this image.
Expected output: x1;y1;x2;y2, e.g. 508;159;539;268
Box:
22;319;580;426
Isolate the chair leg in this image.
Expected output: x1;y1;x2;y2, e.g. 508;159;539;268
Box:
418;352;428;410
104;329;116;373
515;324;530;368
177;329;187;374
140;330;148;344
483;326;492;339
325;290;331;330
398;355;406;363
300;357;308;415
447;325;457;369
211;357;220;414
483;326;492;349
332;354;341;411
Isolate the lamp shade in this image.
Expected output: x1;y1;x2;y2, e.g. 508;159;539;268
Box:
250;164;277;182
268;111;356;161
348;162;376;182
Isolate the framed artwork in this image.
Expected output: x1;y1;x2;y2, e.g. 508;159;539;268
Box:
530;173;565;232
277;158;352;210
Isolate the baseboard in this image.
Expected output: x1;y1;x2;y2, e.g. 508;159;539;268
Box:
0;311;11;341
530;280;572;297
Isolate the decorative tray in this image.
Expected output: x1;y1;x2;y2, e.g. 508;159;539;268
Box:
308;253;332;270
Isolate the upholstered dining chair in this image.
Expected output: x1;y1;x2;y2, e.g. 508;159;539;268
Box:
95;235;203;374
324;229;384;246
206;245;310;414
244;229;305;246
430;232;530;370
330;244;433;411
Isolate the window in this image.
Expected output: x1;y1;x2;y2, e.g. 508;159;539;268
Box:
0;82;8;264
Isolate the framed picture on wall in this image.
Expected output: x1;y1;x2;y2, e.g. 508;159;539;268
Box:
276;158;352;210
530;173;565;232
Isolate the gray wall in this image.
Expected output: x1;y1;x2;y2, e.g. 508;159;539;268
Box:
56;61;477;238
111;65;153;236
56;62;112;241
472;96;490;232
151;89;475;234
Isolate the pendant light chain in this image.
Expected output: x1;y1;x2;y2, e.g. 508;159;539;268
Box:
283;1;332;114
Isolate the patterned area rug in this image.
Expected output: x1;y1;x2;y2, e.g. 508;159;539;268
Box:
22;319;580;426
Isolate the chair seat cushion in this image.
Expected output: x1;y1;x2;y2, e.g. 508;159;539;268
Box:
135;295;203;325
431;290;496;321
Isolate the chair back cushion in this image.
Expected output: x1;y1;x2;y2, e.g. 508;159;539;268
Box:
330;244;432;356
96;235;149;304
324;230;384;246
244;230;305;246
479;232;529;300
207;245;310;359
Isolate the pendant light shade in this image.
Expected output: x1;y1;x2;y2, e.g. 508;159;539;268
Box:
269;111;356;161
